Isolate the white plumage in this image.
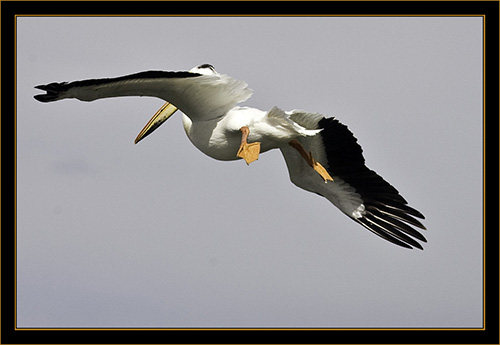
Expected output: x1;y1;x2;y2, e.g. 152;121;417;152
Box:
34;64;426;249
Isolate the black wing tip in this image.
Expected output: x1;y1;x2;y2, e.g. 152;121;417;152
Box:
34;92;57;102
393;237;425;250
403;204;426;220
34;82;67;102
34;91;58;103
33;94;50;102
356;214;426;250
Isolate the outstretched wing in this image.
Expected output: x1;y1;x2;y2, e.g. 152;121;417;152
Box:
280;110;426;249
34;65;253;121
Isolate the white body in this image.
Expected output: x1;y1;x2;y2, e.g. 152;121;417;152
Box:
182;106;320;161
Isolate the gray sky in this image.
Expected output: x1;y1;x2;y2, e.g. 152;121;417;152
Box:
17;16;483;328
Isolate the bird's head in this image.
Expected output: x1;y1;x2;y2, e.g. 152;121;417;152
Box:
189;63;217;75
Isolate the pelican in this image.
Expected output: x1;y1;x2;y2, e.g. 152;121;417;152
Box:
34;64;426;249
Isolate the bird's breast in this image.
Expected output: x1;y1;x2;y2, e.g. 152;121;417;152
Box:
182;107;290;161
183;115;243;161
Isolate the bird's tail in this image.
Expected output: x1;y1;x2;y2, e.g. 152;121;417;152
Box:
267;106;322;137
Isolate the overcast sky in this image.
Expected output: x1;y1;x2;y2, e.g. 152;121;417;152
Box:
16;16;483;328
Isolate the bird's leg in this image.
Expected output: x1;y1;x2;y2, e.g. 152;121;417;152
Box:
237;126;261;165
289;139;333;183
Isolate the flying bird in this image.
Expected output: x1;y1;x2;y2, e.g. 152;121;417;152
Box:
34;64;426;249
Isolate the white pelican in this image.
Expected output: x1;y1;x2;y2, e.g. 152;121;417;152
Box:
34;64;426;249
